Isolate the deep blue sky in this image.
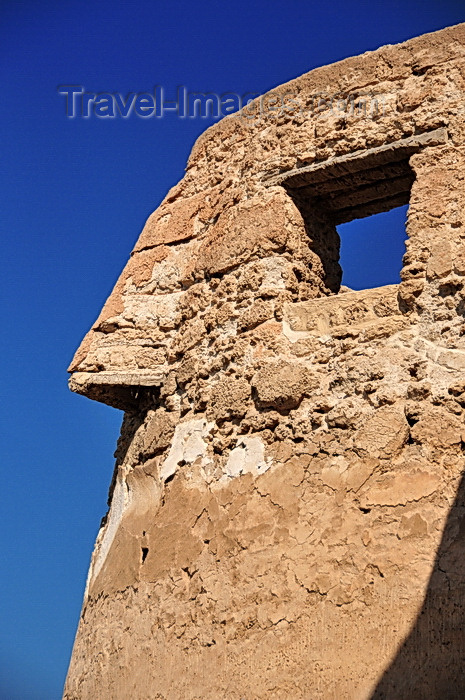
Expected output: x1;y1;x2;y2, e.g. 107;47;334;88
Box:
1;1;463;698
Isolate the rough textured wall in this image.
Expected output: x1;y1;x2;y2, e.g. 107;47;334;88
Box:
65;24;465;699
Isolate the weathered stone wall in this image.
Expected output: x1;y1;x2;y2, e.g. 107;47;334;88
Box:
65;24;465;699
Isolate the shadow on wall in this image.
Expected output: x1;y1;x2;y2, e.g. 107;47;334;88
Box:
372;472;465;699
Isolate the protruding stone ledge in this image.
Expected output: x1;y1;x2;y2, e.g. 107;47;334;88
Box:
69;371;164;410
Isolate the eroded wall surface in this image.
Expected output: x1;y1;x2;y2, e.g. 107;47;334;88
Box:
65;24;465;699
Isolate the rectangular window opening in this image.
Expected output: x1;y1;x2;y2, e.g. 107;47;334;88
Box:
337;204;409;291
280;135;425;296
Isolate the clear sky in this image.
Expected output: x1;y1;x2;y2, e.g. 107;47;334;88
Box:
1;1;464;698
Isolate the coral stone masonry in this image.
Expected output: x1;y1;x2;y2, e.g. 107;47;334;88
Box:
65;24;465;699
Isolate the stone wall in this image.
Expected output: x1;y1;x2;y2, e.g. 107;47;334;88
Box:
65;24;465;699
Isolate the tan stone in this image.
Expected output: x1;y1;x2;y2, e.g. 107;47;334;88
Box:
353;404;409;459
193;191;295;277
207;376;252;421
141;408;177;456
359;469;441;507
252;360;317;410
133;189;219;251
